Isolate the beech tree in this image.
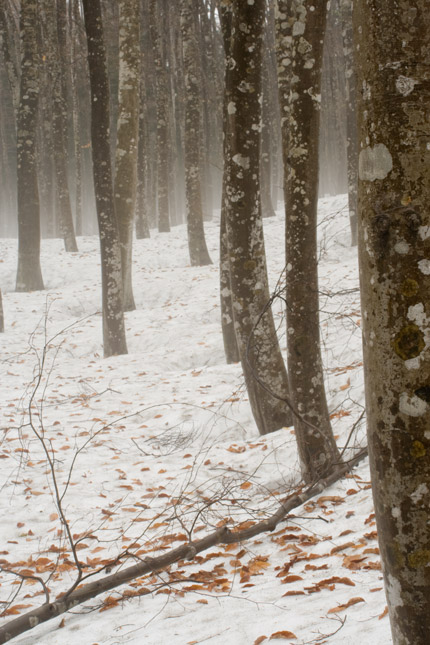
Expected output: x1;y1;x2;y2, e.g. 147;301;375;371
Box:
15;0;44;292
114;0;140;311
355;1;430;642
180;0;212;267
223;0;292;435
276;0;341;481
82;0;127;357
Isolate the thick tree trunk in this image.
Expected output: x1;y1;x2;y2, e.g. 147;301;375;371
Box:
223;0;292;435
82;0;127;358
354;2;430;643
114;0;140;311
276;0;341;481
180;0;212;267
15;0;44;292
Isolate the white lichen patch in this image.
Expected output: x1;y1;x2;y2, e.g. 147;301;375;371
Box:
392;506;401;519
358;143;393;181
411;483;429;504
399;392;427;417
395;75;418;96
394;239;410;255
227;102;236;115
418;259;430;275
232;154;250;170
419;226;430;240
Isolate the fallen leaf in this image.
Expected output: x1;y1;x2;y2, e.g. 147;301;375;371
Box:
270;630;297;640
328;597;365;613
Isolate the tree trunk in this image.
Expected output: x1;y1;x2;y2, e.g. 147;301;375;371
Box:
15;0;44;292
340;0;358;246
180;0;212;267
53;0;78;252
82;0;128;358
114;0;140;311
223;0;292;435
149;0;170;233
276;0;341;481
354;1;430;642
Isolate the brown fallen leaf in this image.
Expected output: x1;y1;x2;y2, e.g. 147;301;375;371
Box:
254;637;267;645
270;630;297;640
379;606;388;619
328;596;365;613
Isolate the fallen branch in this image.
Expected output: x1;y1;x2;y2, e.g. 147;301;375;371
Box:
0;448;367;644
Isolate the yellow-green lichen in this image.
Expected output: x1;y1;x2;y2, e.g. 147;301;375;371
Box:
401;278;419;298
410;440;426;458
407;548;430;569
243;259;256;271
393;324;425;360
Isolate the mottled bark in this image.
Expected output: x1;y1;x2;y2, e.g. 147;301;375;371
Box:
70;0;83;237
135;69;150;240
0;289;4;332
219;1;240;365
114;0;140;311
340;0;358;246
149;0;170;233
180;0;212;266
224;0;292;435
276;0;341;481
15;0;44;292
82;0;128;358
354;2;430;643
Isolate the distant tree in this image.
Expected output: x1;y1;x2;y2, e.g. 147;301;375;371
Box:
149;0;170;233
276;0;341;481
82;0;127;357
0;289;4;332
340;0;358;246
222;0;292;435
355;1;430;642
114;0;140;311
180;0;212;266
15;0;44;292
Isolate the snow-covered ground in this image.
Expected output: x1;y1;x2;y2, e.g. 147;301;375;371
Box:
0;196;391;644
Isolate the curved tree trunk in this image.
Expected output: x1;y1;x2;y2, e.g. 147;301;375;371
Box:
180;0;212;267
354;1;430;642
82;0;127;358
15;0;44;292
223;0;292;435
114;0;140;311
276;0;341;481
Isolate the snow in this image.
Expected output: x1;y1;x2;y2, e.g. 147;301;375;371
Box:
0;196;391;644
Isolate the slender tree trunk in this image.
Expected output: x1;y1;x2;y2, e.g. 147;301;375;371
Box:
0;289;4;332
15;0;44;292
276;0;341;481
53;0;78;252
219;2;240;365
114;0;140;311
180;0;212;266
82;0;127;358
149;0;170;233
340;0;358;246
223;0;292;435
354;2;430;642
70;0;83;237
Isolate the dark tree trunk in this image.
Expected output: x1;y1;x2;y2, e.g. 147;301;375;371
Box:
223;0;292;435
82;0;128;358
276;0;341;481
15;0;44;292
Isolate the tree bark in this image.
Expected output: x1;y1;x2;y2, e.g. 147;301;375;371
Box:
15;0;44;292
354;1;430;643
82;0;128;358
180;0;212;266
223;0;292;435
276;0;341;481
114;0;140;311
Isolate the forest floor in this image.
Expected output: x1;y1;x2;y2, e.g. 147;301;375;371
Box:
0;196;391;644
